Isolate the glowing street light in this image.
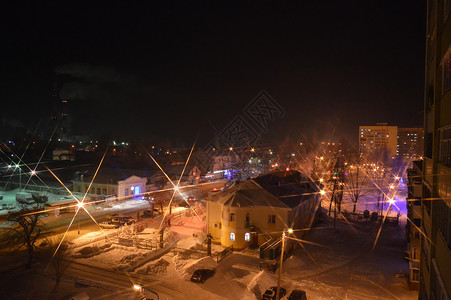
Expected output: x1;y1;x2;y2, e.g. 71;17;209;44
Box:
320;190;326;196
30;170;36;176
319;178;324;183
251;148;255;152
388;198;395;205
77;202;84;209
133;283;159;299
276;228;292;300
229;147;233;151
389;184;395;190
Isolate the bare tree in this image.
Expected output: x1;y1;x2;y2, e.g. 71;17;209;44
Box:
344;165;370;213
41;238;73;291
4;208;44;268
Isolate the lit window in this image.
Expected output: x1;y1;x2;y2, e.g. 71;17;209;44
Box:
245;232;250;242
230;232;235;241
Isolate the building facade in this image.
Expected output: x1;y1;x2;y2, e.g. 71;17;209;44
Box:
406;161;423;290
420;0;451;298
359;124;398;158
397;128;424;159
359;124;424;160
73;174;147;200
204;172;319;258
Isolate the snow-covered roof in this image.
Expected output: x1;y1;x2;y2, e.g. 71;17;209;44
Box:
204;180;290;209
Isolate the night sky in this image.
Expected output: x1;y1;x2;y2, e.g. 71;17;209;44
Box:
2;1;426;145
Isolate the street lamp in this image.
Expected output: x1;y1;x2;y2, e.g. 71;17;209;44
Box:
133;284;142;292
133;283;159;300
276;228;292;300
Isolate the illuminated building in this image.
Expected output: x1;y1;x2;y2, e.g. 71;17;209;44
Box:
359;123;398;157
397;128;424;159
204;171;319;257
419;0;451;298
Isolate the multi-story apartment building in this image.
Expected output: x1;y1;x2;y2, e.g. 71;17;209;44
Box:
359;124;424;160
397;128;424;159
406;161;423;290
419;0;451;298
359;123;398;158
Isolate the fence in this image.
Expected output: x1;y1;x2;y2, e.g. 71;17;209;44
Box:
340;211;399;224
216;245;233;263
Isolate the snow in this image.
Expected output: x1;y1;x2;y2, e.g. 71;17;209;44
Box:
173;255;216;280
0;180;417;299
245;270;277;299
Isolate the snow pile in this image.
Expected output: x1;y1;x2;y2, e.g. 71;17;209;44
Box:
173;255;216;280
136;258;170;275
75;245;149;270
73;243;113;258
71;231;105;245
245;270;276;299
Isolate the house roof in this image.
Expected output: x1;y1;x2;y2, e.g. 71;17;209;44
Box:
253;170;319;209
204;179;290;209
73;167;156;184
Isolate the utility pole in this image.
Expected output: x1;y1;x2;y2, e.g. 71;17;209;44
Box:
276;229;287;300
207;234;212;256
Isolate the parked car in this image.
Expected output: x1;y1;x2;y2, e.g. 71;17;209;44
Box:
111;217;124;225
107;213;119;220
142;209;153;217
190;269;215;283
121;216;135;225
262;286;287;300
99;222;119;229
288;289;307;300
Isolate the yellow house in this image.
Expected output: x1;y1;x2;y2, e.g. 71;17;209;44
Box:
204;174;319;257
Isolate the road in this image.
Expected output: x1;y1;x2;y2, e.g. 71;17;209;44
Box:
66;259;186;299
39;180;226;241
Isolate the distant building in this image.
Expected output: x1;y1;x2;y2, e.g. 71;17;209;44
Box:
52;148;75;161
149;164;202;189
205;150;240;180
359;123;398;157
72;168;149;200
419;0;451;298
359;124;424;160
397;128;424;159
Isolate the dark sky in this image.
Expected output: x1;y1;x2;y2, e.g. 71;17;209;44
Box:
2;1;426;145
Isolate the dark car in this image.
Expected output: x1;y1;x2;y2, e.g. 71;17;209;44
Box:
142;209;153;217
288;289;307;300
262;286;287;300
121;216;135;225
190;269;215;283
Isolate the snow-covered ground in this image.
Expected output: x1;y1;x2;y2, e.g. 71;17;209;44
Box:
0;182;416;299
